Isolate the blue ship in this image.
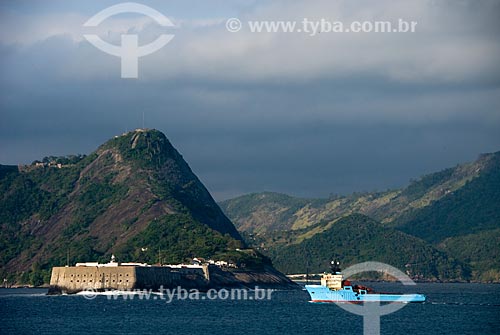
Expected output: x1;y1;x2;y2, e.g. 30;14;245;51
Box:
305;261;426;303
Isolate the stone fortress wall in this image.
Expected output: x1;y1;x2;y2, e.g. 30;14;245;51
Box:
48;256;297;294
49;262;209;294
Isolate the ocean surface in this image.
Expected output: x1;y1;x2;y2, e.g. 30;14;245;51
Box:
1;283;499;335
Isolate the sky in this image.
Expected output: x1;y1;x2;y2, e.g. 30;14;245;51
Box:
1;0;499;200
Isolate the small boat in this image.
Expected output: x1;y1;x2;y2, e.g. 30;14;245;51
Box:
305;261;425;303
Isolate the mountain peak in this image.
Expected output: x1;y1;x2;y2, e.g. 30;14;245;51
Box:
96;128;243;240
0;129;246;279
102;128;175;166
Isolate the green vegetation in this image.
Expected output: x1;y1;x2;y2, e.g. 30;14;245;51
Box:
35;154;87;166
103;130;176;170
105;129;242;239
396;156;500;243
63;173;128;238
267;214;468;280
0;161;85;269
221;151;500;281
0;171;47;225
219;192;325;233
117;214;243;264
438;229;500;282
0;130;254;285
1;131;499;284
401;168;454;201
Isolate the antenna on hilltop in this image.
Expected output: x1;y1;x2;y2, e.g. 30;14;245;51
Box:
142;111;145;129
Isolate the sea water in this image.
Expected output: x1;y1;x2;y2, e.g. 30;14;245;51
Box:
1;283;499;334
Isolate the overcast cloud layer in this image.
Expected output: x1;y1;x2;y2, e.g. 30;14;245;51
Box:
1;0;499;200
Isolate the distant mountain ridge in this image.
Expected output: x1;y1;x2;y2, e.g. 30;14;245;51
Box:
220;151;500;282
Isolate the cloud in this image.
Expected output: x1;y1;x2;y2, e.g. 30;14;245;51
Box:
2;0;500;84
0;0;499;199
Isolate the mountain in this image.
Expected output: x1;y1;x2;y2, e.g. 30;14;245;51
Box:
395;153;500;242
267;214;467;280
219;192;319;234
438;229;500;281
0;129;279;286
220;151;500;281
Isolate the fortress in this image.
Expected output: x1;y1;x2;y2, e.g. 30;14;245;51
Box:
49;255;211;294
48;255;296;294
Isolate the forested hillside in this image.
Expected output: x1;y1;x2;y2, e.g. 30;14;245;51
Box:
221;152;500;281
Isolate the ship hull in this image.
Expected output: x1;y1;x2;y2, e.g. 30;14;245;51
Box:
305;285;425;303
